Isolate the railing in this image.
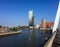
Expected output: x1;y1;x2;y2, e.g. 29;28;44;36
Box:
44;31;57;47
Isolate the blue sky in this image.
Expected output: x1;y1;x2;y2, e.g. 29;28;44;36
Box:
0;0;59;27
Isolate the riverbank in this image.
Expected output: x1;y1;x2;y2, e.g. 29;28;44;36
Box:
40;28;52;30
0;31;22;36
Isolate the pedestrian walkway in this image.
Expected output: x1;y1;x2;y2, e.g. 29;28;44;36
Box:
52;29;60;47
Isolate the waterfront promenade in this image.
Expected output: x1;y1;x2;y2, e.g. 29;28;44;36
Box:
0;31;22;36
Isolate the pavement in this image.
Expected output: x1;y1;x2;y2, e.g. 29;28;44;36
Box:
52;28;60;47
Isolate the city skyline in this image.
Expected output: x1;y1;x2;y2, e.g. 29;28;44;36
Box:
0;0;59;27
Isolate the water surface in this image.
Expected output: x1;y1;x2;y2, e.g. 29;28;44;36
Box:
0;30;51;47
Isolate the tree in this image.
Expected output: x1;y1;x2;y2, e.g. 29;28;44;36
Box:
0;25;2;27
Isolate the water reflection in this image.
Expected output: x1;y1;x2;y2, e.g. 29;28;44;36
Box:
29;29;36;47
0;29;52;47
28;29;52;47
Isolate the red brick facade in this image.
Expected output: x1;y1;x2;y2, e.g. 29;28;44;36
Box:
41;18;46;28
46;22;54;28
41;18;54;28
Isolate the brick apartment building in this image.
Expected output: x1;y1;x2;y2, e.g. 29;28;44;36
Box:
41;18;54;28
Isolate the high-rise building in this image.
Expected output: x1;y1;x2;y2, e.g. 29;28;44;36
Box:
29;10;34;28
34;16;36;27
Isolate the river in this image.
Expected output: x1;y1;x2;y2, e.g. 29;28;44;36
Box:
0;29;51;47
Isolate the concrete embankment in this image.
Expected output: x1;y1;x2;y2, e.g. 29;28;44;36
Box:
0;31;22;36
40;28;52;30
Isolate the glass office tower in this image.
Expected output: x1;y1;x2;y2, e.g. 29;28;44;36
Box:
29;10;34;29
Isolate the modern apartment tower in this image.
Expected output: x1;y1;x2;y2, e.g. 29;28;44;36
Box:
29;10;35;29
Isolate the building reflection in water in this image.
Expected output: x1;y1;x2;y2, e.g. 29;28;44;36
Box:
28;29;36;47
